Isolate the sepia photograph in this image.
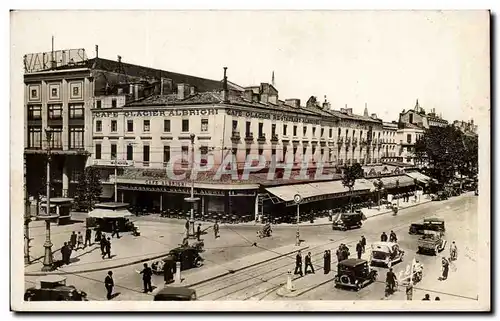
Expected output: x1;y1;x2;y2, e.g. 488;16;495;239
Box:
9;9;490;312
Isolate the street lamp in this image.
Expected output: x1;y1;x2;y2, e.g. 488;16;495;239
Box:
293;194;302;246
184;134;199;240
40;127;58;271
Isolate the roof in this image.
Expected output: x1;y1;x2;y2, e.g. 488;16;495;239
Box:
372;241;397;248
36;275;66;283
155;286;196;298
339;258;366;267
424;217;444;222
327;109;382;124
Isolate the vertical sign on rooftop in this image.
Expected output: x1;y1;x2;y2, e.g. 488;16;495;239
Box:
24;48;88;73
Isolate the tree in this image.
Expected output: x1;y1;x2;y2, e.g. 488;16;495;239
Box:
373;178;385;209
74;166;103;212
342;163;364;212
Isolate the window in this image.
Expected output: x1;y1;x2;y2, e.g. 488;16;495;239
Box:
111;144;117;159
312;127;316;136
143;120;150;132
95;143;102;159
127;145;134;161
246;121;251;137
258;123;263;137
321;148;325;155
126;120;134;132
338;128;341;136
69;104;84;119
111;120;117;132
303;126;307;136
272;148;276;156
69;126;84;149
293;146;298;158
283;124;288;136
407;134;411;144
163;146;170;165
283;145;288;159
48;127;62;149
312;146;316;155
293;125;298;136
181;146;189;164
182;119;189;132
96;100;102;109
353;130;356;138
27;126;42;149
303;147;307;156
164;119;171;132
201;119;208;132
271;124;276;137
409;114;414;124
232;120;238;130
246;148;251;158
27;105;42;120
48;104;62;120
143;145;150;165
329;128;333;138
96;120;102;132
258;148;263;155
321;128;324;137
111;99;117;108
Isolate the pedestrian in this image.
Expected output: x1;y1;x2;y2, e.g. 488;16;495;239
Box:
336;246;342;262
381;232;388;242
441;257;449;280
95;228;102;243
435;297;441;301
163;260;174;284
104;271;114;300
70;231;77;248
196;224;202;241
138;263;153;293
422;294;431;301
389;230;397;243
76;231;84;250
323;250;329;274
305;252;315;274
356;241;363;259
450;241;458;261
294;250;303;277
100;233;107;256
85;227;92;247
385;267;397;295
342;244;350;260
111;221;120;238
185;219;190;235
361;236;367;253
61;242;69;265
406;282;413;300
103;237;111;259
214;220;220;239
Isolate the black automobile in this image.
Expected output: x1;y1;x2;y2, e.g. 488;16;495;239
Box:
409;217;445;235
332;212;365;231
24;276;88;301
334;258;378;291
154;245;204;274
154;286;197;301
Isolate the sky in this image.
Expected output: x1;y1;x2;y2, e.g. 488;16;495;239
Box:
11;10;490;122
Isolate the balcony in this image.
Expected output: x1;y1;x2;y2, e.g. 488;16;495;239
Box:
345;137;351;145
244;133;254;143
231;131;241;143
337;137;344;144
257;133;266;143
352;138;358;147
372;138;377;145
360;138;368;146
270;134;279;143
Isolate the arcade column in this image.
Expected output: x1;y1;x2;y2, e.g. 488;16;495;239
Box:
62;160;69;198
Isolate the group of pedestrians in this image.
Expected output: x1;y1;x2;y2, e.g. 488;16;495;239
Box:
380;230;398;243
100;233;112;259
294;250;315;276
61;227;94;265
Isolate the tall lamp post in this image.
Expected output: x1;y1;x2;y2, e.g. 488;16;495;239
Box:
293;194;302;246
184;134;199;240
40;127;58;271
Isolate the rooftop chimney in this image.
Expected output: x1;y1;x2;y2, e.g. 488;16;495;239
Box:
222;67;229;103
243;89;253;101
95;45;99;58
118;55;122;63
285;99;301;108
190;86;196;96
363;103;369;117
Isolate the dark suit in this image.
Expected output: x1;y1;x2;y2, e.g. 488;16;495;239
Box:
104;275;114;300
356;242;363;259
294;253;303;276
140;267;153;292
305;254;315;274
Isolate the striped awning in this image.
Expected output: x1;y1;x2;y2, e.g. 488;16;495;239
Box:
369;175;415;189
406;171;437;184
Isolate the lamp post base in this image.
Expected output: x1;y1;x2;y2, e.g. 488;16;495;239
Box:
41;244;54;271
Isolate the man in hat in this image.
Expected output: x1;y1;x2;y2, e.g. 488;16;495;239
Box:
294;250;303;277
104;271;114;300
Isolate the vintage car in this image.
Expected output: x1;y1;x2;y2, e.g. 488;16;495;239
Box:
331;212;365;231
334;258;378;291
152;245;204;275
154;286;197;301
417;229;447;255
369;242;404;267
431;191;449;201
24;276;88;301
409;217;446;235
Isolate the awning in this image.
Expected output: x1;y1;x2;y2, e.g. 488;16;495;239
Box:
88;208;133;219
100;184;115;199
405;172;436;184
370;175;415;189
265;178;373;202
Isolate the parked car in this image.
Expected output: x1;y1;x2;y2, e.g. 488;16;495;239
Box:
24;276;88;301
153;286;197;301
369;242;405;267
409;217;445;235
334;258;378;291
331;212;365;231
431;191;448;201
417;229;447;255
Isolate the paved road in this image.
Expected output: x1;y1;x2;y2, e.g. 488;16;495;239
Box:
24;193;477;301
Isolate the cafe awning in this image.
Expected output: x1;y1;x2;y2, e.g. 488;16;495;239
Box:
370;175;415;189
265;179;373;203
88;208;133;219
405;171;437;185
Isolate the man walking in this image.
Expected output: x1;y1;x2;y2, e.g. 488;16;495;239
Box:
356;241;363;259
441;257;449;280
61;242;70;265
213;221;220;239
104;271;114;300
381;232;388;242
84;227;92;248
294;250;303;277
138;263;153;293
111;221;120;239
76;231;84;250
389;230;397;243
361;235;367;253
70;231;77;249
100;233;107;256
103;237;111;259
185;219;190;237
196;223;202;241
305;252;315;274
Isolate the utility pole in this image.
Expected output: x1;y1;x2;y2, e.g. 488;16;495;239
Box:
185;134;199;241
294;194;302;246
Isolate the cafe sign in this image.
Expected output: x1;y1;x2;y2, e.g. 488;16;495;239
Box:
93;108;219;118
225;108;321;125
93;159;134;167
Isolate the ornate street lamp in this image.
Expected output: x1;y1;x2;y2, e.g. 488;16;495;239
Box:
184;134;199;241
40;127;58;271
293;194;302;246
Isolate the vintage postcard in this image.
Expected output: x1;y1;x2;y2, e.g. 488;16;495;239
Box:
10;10;490;312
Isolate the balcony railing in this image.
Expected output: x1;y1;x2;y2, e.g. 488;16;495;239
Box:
231;131;241;142
352;138;358;146
270;134;279;142
257;133;266;143
244;132;254;142
345;137;351;145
